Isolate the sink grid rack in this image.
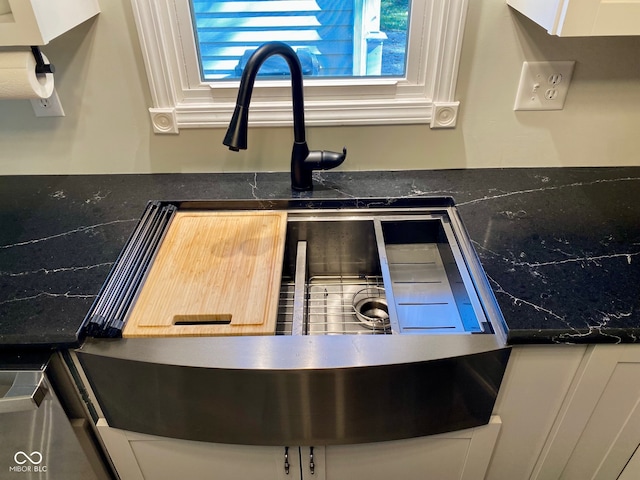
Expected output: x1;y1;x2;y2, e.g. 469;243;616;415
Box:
276;275;389;335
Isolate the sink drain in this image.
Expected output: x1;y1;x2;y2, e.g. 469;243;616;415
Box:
352;287;390;331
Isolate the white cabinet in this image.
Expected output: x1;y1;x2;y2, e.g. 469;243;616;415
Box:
507;0;640;36
485;345;588;479
96;417;502;480
529;344;640;480
0;0;100;46
484;344;640;480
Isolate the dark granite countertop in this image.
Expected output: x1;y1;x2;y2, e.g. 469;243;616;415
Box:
1;167;639;348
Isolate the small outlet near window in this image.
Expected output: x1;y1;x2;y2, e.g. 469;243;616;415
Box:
514;61;575;111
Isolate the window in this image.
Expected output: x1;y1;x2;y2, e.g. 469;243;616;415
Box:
130;0;468;133
192;0;408;80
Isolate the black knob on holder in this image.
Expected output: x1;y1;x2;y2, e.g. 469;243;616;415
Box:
31;46;55;75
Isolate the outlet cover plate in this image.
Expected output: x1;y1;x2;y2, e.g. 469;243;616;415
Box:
30;89;65;117
514;61;575;111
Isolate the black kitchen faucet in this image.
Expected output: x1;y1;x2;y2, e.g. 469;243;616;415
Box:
223;42;347;191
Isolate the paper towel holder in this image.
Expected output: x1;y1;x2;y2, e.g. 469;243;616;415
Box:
30;46;54;75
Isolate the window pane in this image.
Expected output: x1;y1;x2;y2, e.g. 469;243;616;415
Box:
190;0;409;80
381;0;408;76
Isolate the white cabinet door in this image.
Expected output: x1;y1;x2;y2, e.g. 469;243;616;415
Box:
507;0;640;36
308;417;501;480
97;421;299;480
485;345;587;480
530;345;640;480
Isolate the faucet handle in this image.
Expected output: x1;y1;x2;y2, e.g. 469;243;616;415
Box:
305;147;347;170
292;144;347;191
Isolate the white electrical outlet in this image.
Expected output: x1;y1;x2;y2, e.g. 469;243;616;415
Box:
514;61;575;111
30;89;65;117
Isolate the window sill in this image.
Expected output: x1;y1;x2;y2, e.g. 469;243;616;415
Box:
149;99;460;134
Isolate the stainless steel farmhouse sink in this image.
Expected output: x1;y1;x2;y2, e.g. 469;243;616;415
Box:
75;198;511;446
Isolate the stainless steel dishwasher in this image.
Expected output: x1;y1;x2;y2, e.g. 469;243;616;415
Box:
0;352;112;479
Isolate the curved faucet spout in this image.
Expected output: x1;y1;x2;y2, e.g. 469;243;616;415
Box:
223;41;347;191
224;42;306;149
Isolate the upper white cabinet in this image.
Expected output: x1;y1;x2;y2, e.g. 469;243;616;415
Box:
507;0;640;36
0;0;100;46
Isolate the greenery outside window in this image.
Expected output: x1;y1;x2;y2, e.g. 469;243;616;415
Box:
130;0;469;133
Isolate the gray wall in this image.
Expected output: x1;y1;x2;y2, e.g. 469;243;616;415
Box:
0;0;639;174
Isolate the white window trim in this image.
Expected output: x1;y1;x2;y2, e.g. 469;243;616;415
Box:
130;0;468;134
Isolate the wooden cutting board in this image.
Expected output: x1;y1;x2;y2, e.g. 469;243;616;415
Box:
123;210;287;337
